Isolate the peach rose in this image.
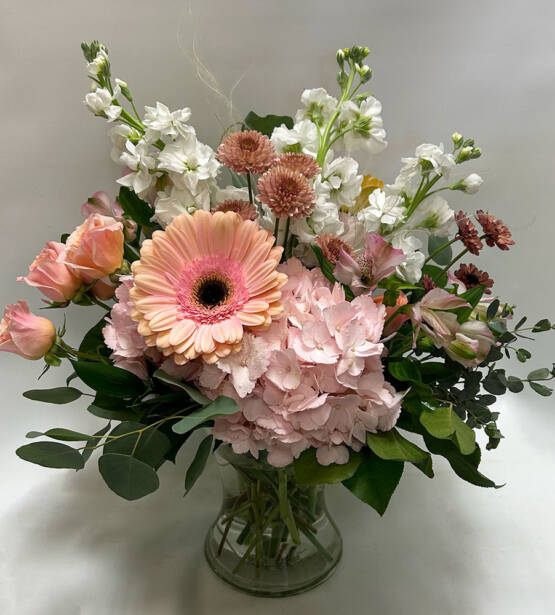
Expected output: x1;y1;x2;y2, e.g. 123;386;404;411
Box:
0;301;56;360
62;214;124;284
17;241;81;303
373;291;409;337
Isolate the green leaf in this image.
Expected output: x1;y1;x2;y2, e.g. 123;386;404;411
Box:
153;369;211;405
41;428;92;441
532;318;551;332
71;360;146;398
98;453;159;500
419;406;455;439
427;235;453;266
311;245;336;285
23;387;82;404
422;264;448;288
516;348;532;363
483;371;507;395
16;442;84;470
79;317;110;357
82;422;111;465
103;421;171;467
451;413;477;455
244;111;294;137
486;299;500;320
342;453;404;516
172;396;240;435
388;359;421;383
367;429;433;478
527;368;551;381
117;186;155;226
184;435;213;495
506;376;524;393
530;381;553;396
423;435;501;488
294;448;362;485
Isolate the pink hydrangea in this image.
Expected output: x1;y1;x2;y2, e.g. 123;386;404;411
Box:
192;258;404;468
103;276;149;379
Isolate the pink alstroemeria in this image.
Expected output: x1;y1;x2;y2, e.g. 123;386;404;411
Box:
334;233;405;295
411;288;469;347
446;320;495;367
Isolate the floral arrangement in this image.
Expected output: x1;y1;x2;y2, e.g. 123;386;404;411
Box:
3;41;554;592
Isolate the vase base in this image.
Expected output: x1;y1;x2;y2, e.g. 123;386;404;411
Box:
204;526;342;597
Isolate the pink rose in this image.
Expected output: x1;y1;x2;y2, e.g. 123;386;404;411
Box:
81;191;137;241
0;301;56;360
17;241;81;303
62;214;124;287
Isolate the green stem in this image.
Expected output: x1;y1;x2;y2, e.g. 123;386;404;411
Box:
273;217;280;242
282;217;291;251
87;294;112;311
442;247;469;273
424;237;459;265
278;470;301;546
246;172;254;205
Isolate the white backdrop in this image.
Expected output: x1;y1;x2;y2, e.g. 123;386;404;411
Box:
1;1;554;614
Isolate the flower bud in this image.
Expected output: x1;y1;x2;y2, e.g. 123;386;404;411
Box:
451;132;463;148
336;49;346;66
469;147;482;159
461;173;483;194
0;301;56;360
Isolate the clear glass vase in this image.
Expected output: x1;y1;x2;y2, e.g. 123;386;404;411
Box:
204;446;342;597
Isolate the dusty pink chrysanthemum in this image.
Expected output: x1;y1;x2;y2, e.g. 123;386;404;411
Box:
455;210;483;255
216;130;277;175
257;167;316;219
212;200;258;221
274;153;321;179
315;233;353;265
475;210;515;251
129;210;287;364
454;263;494;294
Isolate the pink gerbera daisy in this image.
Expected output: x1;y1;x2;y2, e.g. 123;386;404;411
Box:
129;210;287;364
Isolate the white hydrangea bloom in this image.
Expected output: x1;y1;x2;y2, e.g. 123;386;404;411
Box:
214;185;249;203
295;88;338;126
338;97;387;155
84;85;121;122
157;132;220;192
143;102;192;140
318;156;363;207
357;188;406;233
86;49;109;77
116;139;157;195
271;119;319;156
152;184;211;227
462;173;483;194
390;232;425;283
406;195;454;235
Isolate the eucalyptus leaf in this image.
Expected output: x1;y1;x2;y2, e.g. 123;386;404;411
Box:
244;111;293;136
16;442;84;470
172;396;240;435
82;422;111;465
294;448;362;485
103;421;171;467
527;368;551;381
530;381;553;396
42;428;92;442
427;235;453;266
23;387;82;404
98;453;159;500
184;435;213;495
153;369;210;405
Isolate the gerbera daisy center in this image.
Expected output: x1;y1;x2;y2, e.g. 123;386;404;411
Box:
194;274;231;308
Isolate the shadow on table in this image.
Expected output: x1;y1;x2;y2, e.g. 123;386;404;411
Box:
0;455;483;615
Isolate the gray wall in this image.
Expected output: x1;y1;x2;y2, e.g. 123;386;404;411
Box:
1;1;554;614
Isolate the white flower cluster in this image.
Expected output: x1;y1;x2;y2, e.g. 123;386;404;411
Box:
338;96;387;155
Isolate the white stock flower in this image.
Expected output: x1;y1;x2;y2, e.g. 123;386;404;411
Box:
390;232;425;283
108;124;134;163
84;86;121;122
116;139;157;195
143;102;192;139
271;119;319;156
153;184;211;226
318;156;363;207
157;133;220;192
339;97;387;155
461;173;483;194
406;195;454;235
295;88;338;126
357;188;406;232
292;198;344;244
414;143;455;177
214;185;249;203
86;49;109;76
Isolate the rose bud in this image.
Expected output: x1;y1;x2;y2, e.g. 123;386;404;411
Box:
62;214;124;285
0;301;56;360
17;241;81;303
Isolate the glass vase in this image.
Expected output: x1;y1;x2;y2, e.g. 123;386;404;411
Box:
204;445;342;597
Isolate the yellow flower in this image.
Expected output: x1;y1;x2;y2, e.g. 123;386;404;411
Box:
349;174;384;214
